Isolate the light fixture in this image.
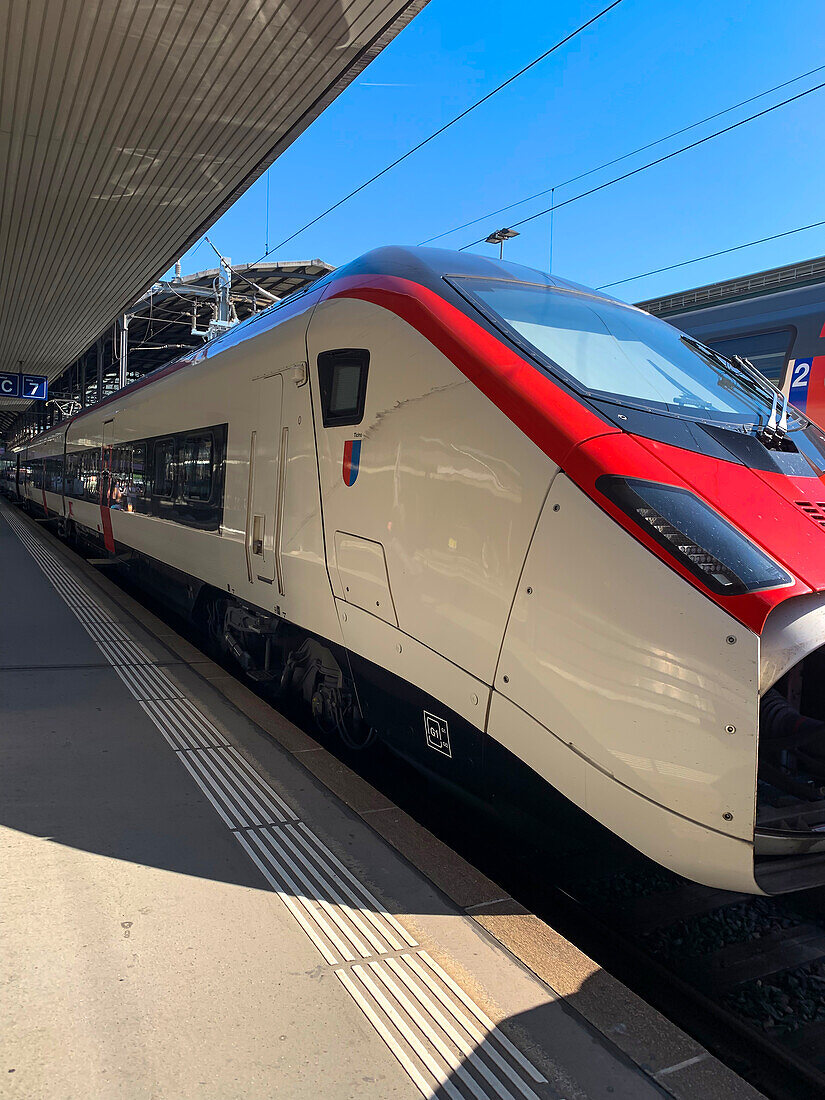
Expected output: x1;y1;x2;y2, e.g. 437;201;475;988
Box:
596;476;791;595
485;228;520;258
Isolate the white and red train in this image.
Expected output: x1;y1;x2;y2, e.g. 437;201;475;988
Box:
14;245;825;894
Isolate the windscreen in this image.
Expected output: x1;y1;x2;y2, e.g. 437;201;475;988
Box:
454;277;799;427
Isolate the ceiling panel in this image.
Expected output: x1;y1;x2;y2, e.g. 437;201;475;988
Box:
0;0;427;415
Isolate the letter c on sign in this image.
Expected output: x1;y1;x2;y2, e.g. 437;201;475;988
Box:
0;378;13;395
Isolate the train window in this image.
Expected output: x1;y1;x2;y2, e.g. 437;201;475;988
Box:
154;439;175;497
317;349;369;427
81;449;99;502
45;456;62;493
705;329;793;384
65;453;83;498
110;445;130;509
453;277;794;427
179;433;213;501
132;443;147;496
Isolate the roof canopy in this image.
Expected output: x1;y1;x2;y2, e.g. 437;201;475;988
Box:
0;0;426;424
3;259;335;438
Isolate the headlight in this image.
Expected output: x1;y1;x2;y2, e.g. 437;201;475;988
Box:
596;476;791;595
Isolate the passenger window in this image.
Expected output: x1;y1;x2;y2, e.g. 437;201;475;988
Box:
131;443;146;497
66;453;83;498
318;349;369;427
109;445;126;508
154;439;175;497
179;433;213;501
43;456;59;493
82;450;99;502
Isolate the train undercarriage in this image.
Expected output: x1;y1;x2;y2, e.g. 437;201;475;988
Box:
757;645;825;867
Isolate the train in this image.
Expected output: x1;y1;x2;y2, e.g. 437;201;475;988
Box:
11;244;825;895
639;254;825;422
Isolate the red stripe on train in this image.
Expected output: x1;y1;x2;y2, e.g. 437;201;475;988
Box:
325;272;815;635
100;505;115;553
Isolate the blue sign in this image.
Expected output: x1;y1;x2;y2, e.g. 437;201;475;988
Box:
0;372;48;401
789;358;812;412
21;374;48;401
0;372;20;398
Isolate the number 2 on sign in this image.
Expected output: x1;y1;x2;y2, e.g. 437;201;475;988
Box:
792;361;810;388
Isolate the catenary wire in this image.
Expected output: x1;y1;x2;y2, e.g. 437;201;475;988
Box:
460;78;825;250
252;0;627;260
597;219;825;291
420;61;825;246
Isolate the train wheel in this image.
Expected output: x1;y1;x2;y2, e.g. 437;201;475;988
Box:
203;595;229;661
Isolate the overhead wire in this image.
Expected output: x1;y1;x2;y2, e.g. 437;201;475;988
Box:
420;61;825;246
252;0;627;260
459;78;825;250
597;219;825;291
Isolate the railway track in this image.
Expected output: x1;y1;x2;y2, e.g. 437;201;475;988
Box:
552;858;825;1099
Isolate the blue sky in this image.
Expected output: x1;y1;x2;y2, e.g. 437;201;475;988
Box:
175;0;825;303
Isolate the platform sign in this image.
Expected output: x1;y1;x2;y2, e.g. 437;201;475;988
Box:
0;372;20;398
788;358;812;412
21;374;48;401
0;372;47;400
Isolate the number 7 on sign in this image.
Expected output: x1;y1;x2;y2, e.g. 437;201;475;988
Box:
21;375;47;400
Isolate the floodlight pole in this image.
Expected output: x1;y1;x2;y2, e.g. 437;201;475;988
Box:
485;227;519;259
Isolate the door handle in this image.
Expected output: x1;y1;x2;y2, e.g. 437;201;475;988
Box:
252;514;264;556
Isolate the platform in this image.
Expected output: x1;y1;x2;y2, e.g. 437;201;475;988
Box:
0;498;763;1100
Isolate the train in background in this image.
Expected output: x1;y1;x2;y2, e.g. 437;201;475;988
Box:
639;254;825;421
12;244;825;896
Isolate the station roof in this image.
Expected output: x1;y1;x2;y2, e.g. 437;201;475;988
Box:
0;259;334;433
639;255;825;317
0;0;427;421
120;259;335;376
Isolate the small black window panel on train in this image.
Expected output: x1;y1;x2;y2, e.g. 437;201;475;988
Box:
318;349;369;427
705;329;794;384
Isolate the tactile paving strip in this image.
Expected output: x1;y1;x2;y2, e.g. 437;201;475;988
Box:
2;504;550;1100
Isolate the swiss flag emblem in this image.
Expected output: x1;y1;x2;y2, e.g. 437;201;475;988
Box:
343;440;361;486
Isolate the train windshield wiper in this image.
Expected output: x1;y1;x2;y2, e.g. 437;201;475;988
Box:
680;335;799;448
680;335;777;426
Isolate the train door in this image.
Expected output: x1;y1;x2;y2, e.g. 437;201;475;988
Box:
274;361;341;642
245;374;284;592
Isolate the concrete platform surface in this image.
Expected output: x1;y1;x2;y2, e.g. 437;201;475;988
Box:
0;499;763;1100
